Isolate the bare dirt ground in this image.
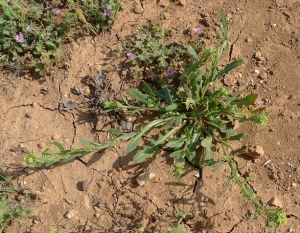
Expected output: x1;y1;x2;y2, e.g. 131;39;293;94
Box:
1;0;300;232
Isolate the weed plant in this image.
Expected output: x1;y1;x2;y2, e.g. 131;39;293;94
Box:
25;13;286;227
0;166;32;232
0;0;122;74
120;24;186;81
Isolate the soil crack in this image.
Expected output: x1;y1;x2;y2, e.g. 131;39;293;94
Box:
70;112;77;148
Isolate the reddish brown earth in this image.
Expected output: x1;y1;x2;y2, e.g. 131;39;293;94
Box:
1;0;300;232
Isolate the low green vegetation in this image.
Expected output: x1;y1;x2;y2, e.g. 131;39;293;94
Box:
0;167;32;232
120;24;186;82
0;0;123;74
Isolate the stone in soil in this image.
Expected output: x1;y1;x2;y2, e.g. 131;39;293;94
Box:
136;170;155;186
268;197;283;208
242;145;264;159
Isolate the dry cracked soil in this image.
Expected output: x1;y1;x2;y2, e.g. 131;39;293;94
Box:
0;0;300;232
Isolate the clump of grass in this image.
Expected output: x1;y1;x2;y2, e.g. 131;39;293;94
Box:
25;13;286;228
0;0;123;74
0;166;32;232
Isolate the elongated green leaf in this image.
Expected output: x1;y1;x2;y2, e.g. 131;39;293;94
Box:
174;115;184;126
226;129;237;135
150;86;166;99
53;142;65;152
127;118;165;153
46;160;57;167
109;128;125;136
127;88;149;105
165;103;178;111
166;138;184;149
227;132;245;141
231;94;257;107
187;44;199;61
133;127;178;163
143;81;156;103
201;137;212;148
218;60;243;77
164;86;173;104
169;150;181;158
212;159;225;172
225;176;232;186
204;147;214;166
221;11;228;31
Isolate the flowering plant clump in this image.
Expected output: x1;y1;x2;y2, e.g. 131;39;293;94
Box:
121;24;187;82
26;13;286;228
0;0;123;74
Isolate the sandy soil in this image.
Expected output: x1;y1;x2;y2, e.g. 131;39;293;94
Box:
0;0;300;232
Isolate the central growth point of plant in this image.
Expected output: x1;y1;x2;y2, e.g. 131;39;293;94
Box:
25;13;286;228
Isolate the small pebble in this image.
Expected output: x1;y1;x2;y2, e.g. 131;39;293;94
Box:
288;228;295;233
32;219;39;224
242;145;264;159
133;4;143;14
269;197;283;208
51;135;60;140
291;183;297;187
136;170;155;186
25;113;31;118
246;38;252;43
255;51;262;58
82;86;90;95
37;142;46;149
178;0;186;6
65;210;76;219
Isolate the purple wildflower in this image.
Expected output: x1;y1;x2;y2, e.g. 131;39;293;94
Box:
167;67;175;76
56;9;62;14
195;27;203;35
104;9;112;16
26;26;32;32
126;52;134;57
15;34;25;43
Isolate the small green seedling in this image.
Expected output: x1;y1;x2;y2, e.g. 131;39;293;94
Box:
167;211;187;233
25;13;286;228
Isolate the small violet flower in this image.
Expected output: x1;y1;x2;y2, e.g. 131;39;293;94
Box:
126;52;134;57
104;9;112;16
26;26;32;32
15;34;25;43
195;27;203;35
56;9;62;14
167;67;175;76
